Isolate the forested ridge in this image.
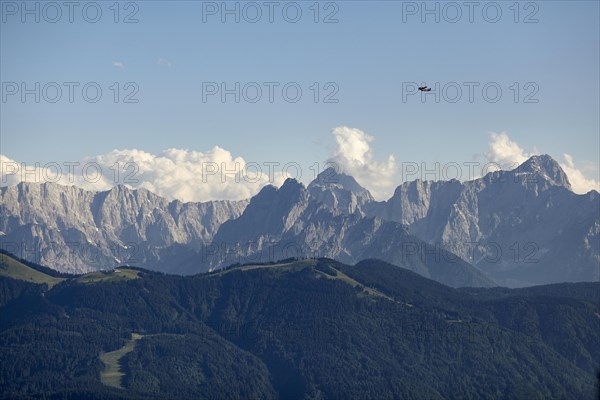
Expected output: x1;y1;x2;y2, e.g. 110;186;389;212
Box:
1;254;599;399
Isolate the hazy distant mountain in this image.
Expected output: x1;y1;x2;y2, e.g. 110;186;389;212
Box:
365;155;600;287
0;183;247;274
213;177;495;287
0;155;597;287
307;167;374;216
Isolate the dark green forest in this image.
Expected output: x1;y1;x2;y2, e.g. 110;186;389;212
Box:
1;253;599;399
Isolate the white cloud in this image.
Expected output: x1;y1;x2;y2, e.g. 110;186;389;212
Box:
484;132;599;194
157;58;173;67
0;154;112;192
1;149;290;203
3;130;596;204
328;126;397;200
484;132;534;170
112;61;125;68
560;153;600;194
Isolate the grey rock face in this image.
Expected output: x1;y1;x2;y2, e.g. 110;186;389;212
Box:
0;182;248;274
366;155;599;286
307;167;374;216
1;155;597;288
211;178;495;288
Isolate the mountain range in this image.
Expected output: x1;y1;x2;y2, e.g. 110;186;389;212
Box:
1;155;598;288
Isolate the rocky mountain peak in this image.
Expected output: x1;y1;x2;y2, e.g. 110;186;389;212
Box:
309;167;373;199
307;167;374;215
513;154;572;190
279;178;306;195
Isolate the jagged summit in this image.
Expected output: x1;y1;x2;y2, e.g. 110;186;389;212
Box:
309;167;372;198
279;177;306;192
251;178;307;206
307;167;374;215
1;153;598;287
514;154;572;190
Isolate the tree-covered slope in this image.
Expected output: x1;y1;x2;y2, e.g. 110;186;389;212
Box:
0;257;598;399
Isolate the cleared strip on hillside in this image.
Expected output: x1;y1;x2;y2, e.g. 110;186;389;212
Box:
99;333;144;389
216;259;396;302
77;268;140;284
214;259;317;276
313;265;395;301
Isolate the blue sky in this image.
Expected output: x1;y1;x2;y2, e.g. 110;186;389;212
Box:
1;1;599;199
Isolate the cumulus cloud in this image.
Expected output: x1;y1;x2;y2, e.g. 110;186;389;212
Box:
157;58;173;67
484;132;599;194
560;153;600;194
112;61;125;68
3;130;596;203
328;126;397;200
1;149;290;203
484;132;536;169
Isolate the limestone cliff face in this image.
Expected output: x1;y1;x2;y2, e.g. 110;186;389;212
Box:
1;155;598;287
0;182;248;273
365;155;599;286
